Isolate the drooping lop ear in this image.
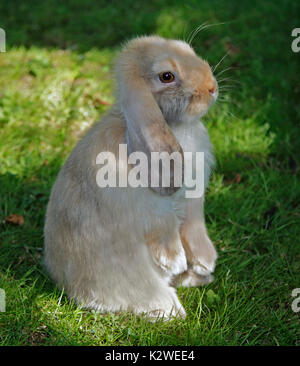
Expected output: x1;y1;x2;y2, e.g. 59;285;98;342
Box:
118;65;184;196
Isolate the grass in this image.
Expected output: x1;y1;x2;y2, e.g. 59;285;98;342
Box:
0;0;299;346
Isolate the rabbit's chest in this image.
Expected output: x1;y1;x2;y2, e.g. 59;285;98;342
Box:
171;121;215;188
171;121;210;153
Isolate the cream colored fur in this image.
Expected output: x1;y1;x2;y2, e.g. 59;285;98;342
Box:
44;36;218;320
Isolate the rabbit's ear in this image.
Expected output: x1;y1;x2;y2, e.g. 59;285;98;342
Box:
120;75;184;196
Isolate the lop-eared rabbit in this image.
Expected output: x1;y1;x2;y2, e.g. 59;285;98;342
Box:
44;36;218;320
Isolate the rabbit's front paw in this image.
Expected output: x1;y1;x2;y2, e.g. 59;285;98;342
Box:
146;229;187;276
191;241;217;276
193;263;215;276
181;229;217;277
172;269;214;288
157;243;187;276
147;304;186;321
146;288;186;321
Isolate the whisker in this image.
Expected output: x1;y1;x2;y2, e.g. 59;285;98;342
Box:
218;83;236;88
187;22;208;45
212;52;229;73
218;97;240;118
218;87;235;91
189;22;228;46
189;22;226;45
218;92;234;96
226;110;239;120
218;83;241;88
215;106;239;120
215;66;235;77
217;77;241;85
186;22;207;44
218;85;239;90
216;93;228;100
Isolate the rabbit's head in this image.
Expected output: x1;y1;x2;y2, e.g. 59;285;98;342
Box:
116;36;218;196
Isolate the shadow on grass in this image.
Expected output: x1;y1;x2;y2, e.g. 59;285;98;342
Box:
2;0;299;153
1;0;299;156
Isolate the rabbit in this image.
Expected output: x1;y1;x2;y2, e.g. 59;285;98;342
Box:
44;36;218;320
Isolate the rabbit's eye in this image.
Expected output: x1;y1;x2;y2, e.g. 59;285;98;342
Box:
159;72;175;83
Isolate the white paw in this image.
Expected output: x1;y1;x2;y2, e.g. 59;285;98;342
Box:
146;291;186;321
159;244;187;276
181;272;214;287
147;305;186;322
192;257;216;276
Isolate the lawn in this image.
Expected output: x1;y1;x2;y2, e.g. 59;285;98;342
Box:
0;0;299;345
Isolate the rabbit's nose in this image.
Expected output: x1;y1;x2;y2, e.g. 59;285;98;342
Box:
208;82;218;97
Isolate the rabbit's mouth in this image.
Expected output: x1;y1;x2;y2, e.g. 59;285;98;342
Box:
186;101;212;119
186;87;218;119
